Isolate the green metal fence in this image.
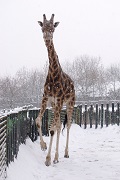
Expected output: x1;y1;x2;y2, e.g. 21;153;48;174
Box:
6;110;28;166
75;103;120;128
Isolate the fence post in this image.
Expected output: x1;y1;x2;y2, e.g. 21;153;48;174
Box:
33;109;39;141
42;110;45;136
14;114;19;159
105;104;110;127
89;105;93;128
8;114;14;163
101;104;104;128
98;107;101;125
28;110;33;141
116;103;120;126
34;109;39;140
6;115;10;166
74;106;80;125
79;105;82;127
111;103;115;124
84;104;87;129
13;113;18;159
95;104;98;129
20;111;27;144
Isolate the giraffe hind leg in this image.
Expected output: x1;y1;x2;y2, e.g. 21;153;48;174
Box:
45;104;62;166
53;122;61;164
64;103;74;158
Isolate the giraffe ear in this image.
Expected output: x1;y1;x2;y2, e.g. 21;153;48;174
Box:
38;21;43;27
54;22;59;28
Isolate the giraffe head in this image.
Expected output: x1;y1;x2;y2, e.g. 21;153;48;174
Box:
38;14;59;45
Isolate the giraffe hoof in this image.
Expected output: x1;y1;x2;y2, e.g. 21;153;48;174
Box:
45;156;51;166
40;141;47;151
45;161;51;166
41;147;47;151
53;160;59;164
64;155;69;158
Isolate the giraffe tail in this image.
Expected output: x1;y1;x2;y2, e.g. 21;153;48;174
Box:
62;114;67;133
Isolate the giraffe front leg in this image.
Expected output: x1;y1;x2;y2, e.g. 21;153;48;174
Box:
36;116;47;150
36;96;48;151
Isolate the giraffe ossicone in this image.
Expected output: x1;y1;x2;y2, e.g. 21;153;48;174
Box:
36;14;75;166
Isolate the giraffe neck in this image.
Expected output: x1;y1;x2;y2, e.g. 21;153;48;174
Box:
45;40;62;72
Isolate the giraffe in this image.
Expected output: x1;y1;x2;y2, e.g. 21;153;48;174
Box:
36;14;75;166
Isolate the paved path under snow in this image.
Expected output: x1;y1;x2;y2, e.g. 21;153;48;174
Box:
7;124;120;180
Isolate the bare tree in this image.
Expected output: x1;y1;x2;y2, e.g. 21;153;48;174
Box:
88;57;100;99
1;59;120;110
15;67;45;107
72;55;101;100
15;67;30;106
106;64;120;99
27;69;44;107
0;76;19;109
97;65;107;99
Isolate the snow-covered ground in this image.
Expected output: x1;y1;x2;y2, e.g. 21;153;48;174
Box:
7;124;120;180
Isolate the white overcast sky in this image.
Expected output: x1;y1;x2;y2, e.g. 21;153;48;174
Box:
0;0;120;76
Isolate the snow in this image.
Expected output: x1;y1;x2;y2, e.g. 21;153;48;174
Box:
7;124;120;180
0;105;34;117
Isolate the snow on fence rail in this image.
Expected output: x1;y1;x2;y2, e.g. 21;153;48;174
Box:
0;102;120;179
